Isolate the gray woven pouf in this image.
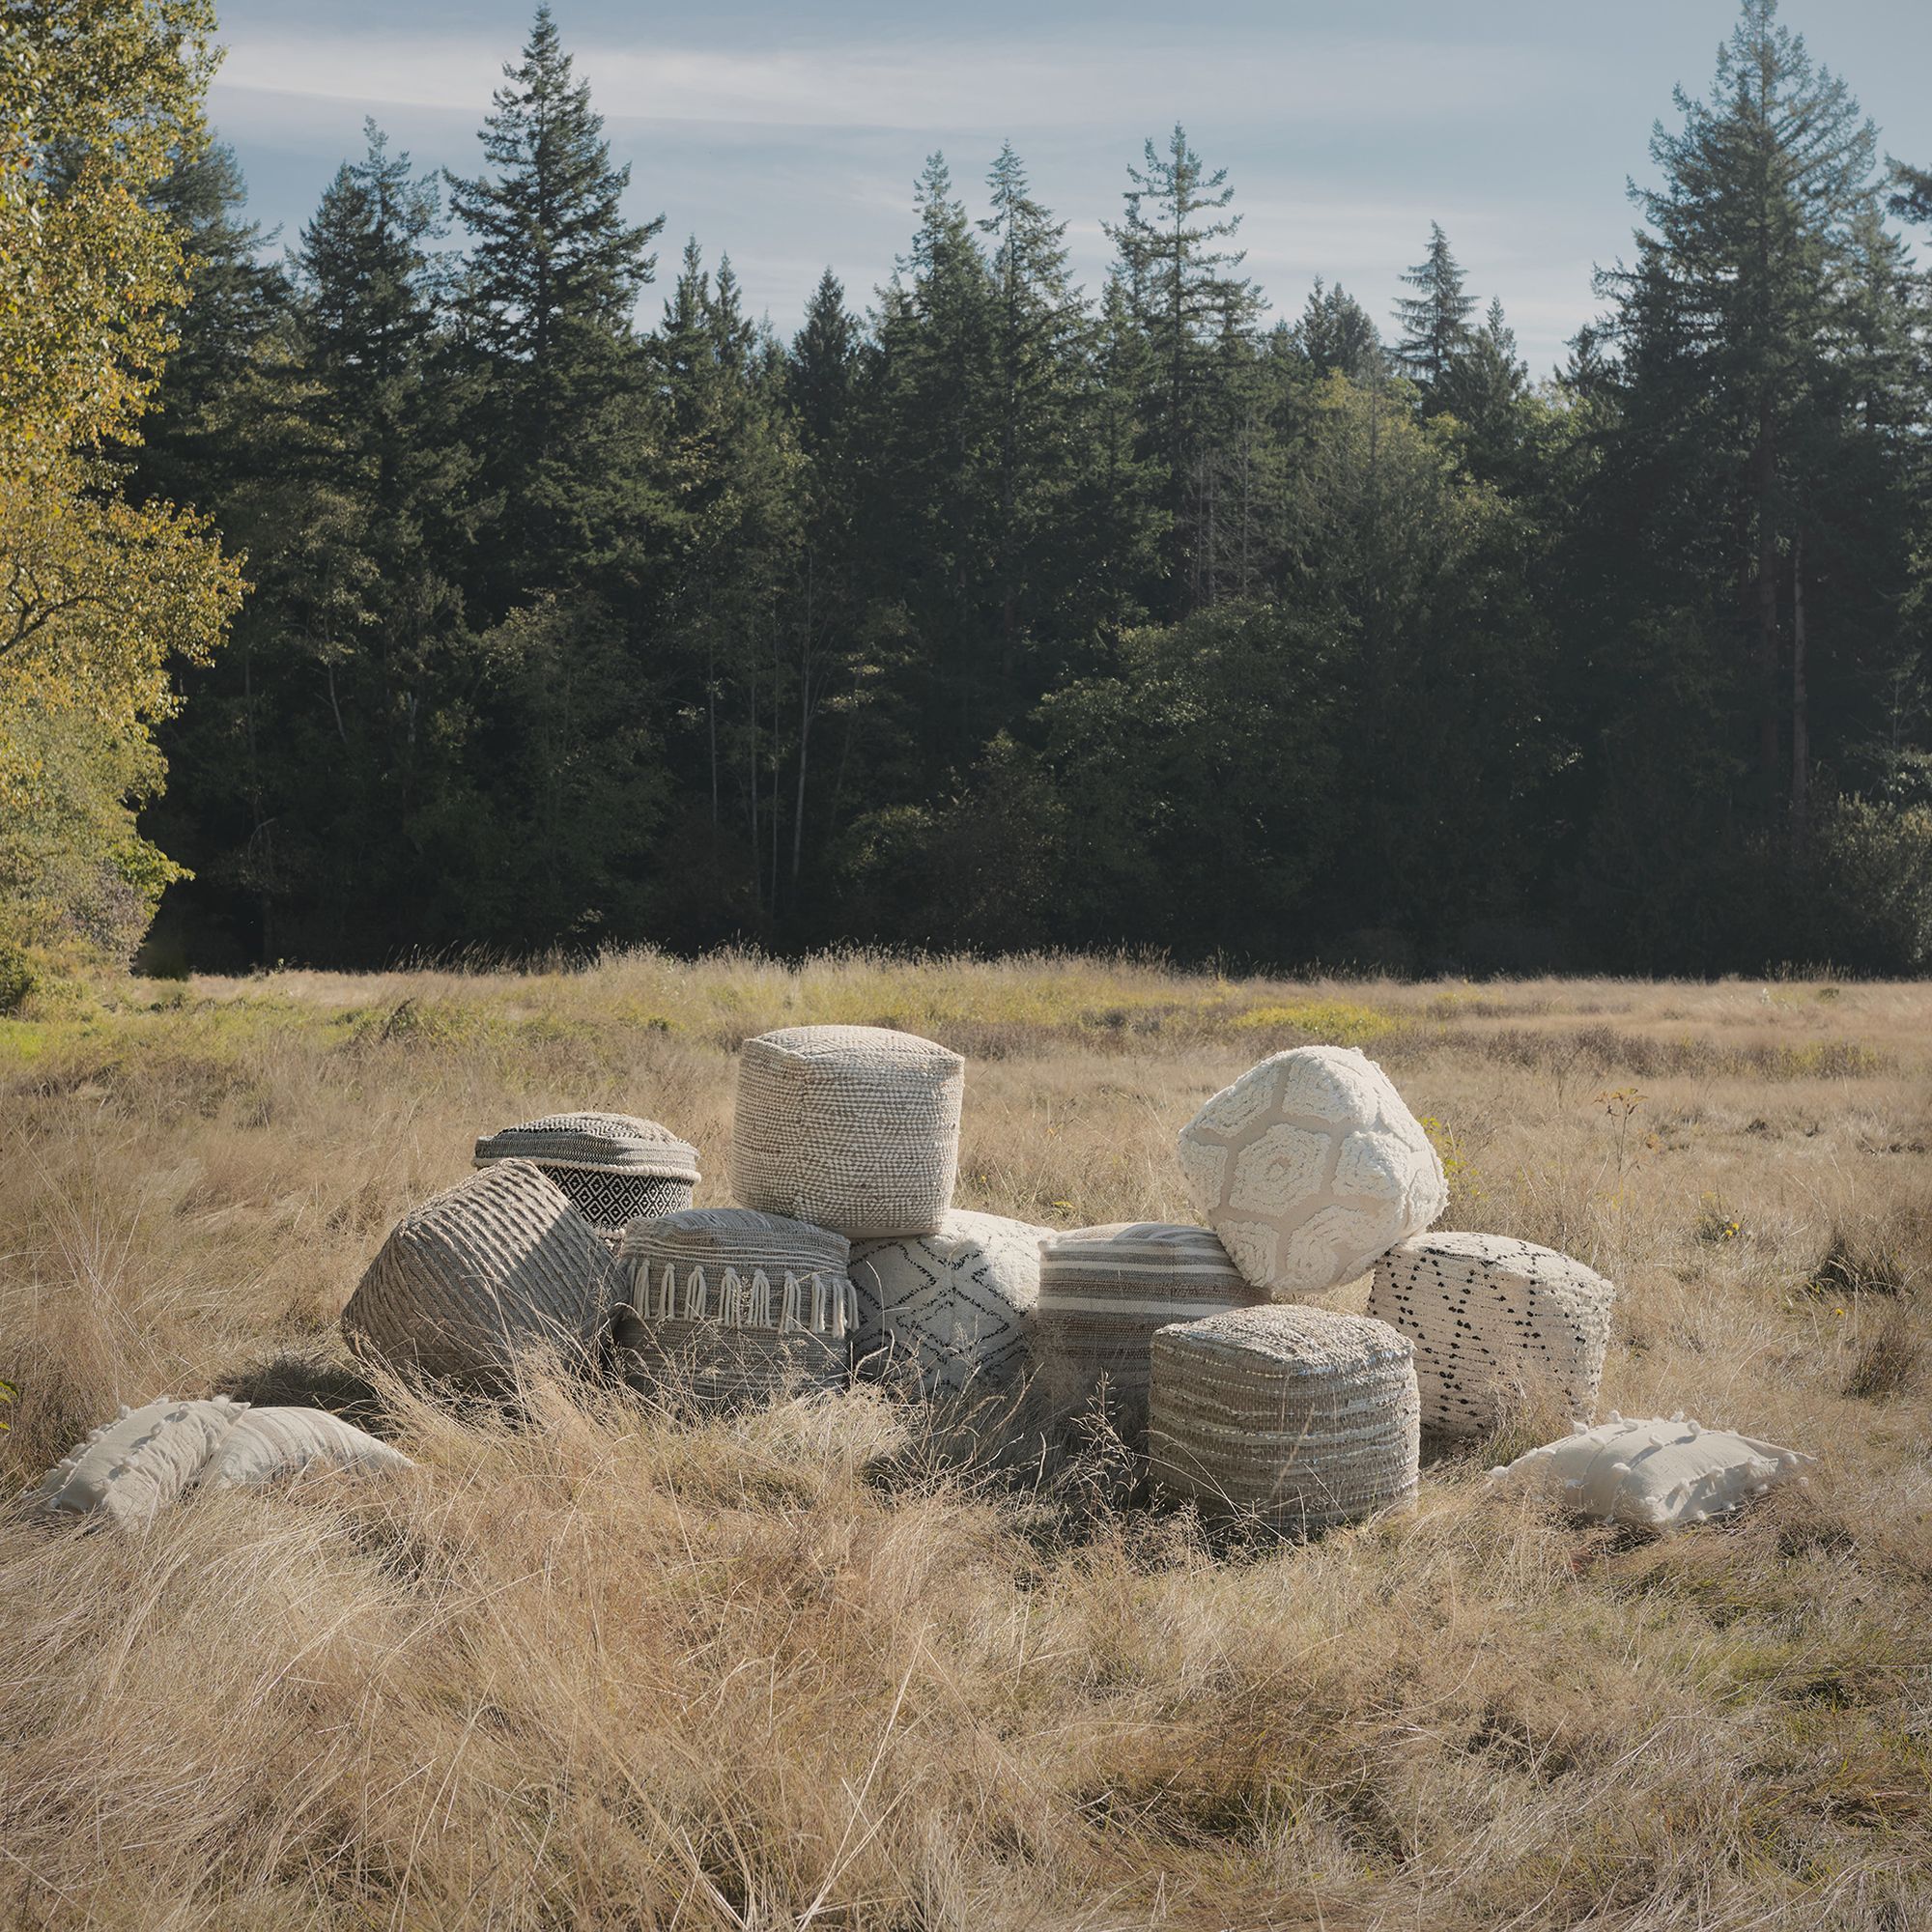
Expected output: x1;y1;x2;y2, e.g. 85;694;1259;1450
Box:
616;1208;857;1409
1035;1223;1267;1450
850;1208;1053;1395
473;1112;699;1238
1367;1232;1615;1438
1150;1306;1420;1535
342;1160;619;1383
731;1025;963;1237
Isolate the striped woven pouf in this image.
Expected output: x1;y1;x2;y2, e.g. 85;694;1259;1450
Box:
473;1112;699;1240
1035;1223;1267;1450
1368;1232;1615;1438
1150;1306;1420;1536
850;1208;1053;1395
731;1025;963;1238
342;1160;619;1384
616;1208;857;1409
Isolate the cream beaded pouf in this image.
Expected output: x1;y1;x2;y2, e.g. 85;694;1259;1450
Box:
1150;1305;1420;1536
342;1160;619;1383
1367;1232;1615;1438
473;1112;699;1239
1177;1045;1446;1299
1035;1223;1266;1450
731;1025;963;1237
616;1208;858;1409
850;1208;1053;1395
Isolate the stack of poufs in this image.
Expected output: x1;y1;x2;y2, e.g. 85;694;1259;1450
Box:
1149;1306;1421;1534
615;1207;859;1408
1367;1232;1615;1437
342;1160;619;1383
473;1111;699;1242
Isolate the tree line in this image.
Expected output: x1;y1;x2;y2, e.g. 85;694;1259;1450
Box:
7;0;1932;980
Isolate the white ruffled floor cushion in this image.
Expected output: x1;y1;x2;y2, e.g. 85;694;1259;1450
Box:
30;1398;412;1527
850;1208;1052;1395
1491;1414;1815;1528
1368;1232;1615;1437
731;1024;964;1237
1178;1046;1446;1299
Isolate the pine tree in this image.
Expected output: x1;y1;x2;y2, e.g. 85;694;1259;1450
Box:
445;4;664;605
1294;277;1384;382
1437;296;1529;460
1392;222;1476;394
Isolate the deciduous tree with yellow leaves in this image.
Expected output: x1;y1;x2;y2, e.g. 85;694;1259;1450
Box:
0;0;242;967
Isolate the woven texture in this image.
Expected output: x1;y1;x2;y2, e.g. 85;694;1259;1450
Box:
342;1160;618;1383
474;1112;699;1236
1178;1046;1446;1299
851;1208;1052;1395
32;1397;248;1529
731;1024;963;1237
617;1208;857;1409
1368;1232;1615;1437
1492;1413;1814;1528
203;1406;414;1489
1036;1223;1266;1449
1150;1306;1420;1534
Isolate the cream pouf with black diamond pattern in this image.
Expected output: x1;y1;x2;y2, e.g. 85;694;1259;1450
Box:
1178;1045;1446;1299
473;1111;699;1238
851;1208;1052;1395
343;1160;618;1383
1150;1305;1420;1535
1368;1232;1614;1438
731;1025;963;1237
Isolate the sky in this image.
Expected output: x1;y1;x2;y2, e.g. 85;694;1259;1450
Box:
208;0;1932;379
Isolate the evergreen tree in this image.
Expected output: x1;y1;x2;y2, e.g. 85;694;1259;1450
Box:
1294;277;1384;383
1392;222;1476;395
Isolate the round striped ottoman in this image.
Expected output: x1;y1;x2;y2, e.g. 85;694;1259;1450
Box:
1035;1223;1266;1450
616;1208;858;1410
474;1112;699;1240
731;1025;963;1237
1150;1306;1420;1536
1367;1232;1615;1438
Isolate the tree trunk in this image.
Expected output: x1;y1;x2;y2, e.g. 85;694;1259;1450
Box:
1753;411;1780;809
1790;527;1808;850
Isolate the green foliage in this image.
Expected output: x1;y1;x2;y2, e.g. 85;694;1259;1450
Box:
0;938;35;1014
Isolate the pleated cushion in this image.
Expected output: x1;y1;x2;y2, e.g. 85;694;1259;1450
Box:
202;1407;414;1489
1150;1306;1420;1535
342;1160;618;1382
731;1025;963;1237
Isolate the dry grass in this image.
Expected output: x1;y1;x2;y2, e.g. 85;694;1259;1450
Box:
2;952;1929;1929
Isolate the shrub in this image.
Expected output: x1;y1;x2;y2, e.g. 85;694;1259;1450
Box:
0;939;35;1014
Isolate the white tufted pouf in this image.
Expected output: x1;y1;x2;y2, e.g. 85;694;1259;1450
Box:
1368;1232;1615;1438
731;1025;963;1237
1178;1045;1445;1299
850;1208;1052;1395
1150;1305;1420;1535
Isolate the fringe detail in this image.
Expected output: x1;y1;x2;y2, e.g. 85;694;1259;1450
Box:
631;1258;858;1334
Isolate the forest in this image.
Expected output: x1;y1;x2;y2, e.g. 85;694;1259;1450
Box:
5;0;1932;980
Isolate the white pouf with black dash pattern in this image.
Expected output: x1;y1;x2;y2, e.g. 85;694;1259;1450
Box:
850;1208;1053;1394
1368;1231;1615;1438
1178;1045;1446;1299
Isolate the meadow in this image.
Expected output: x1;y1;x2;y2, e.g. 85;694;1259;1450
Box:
1;952;1927;1930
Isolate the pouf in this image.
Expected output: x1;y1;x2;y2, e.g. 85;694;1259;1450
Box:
1150;1306;1420;1535
731;1025;963;1237
617;1208;858;1408
1368;1232;1615;1438
851;1208;1053;1395
31;1396;250;1529
474;1111;699;1238
1491;1413;1814;1528
1178;1045;1446;1298
1035;1223;1266;1449
342;1160;619;1383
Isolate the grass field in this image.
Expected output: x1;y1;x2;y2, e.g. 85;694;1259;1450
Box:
2;953;1928;1929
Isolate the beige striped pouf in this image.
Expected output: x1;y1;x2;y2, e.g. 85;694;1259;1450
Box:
343;1160;619;1384
1035;1223;1266;1450
1367;1232;1615;1439
1150;1306;1420;1535
616;1208;857;1409
731;1025;963;1237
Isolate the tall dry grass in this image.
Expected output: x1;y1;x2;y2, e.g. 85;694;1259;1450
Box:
1;954;1928;1929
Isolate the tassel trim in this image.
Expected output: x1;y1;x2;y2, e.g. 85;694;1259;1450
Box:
640;1262;856;1338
